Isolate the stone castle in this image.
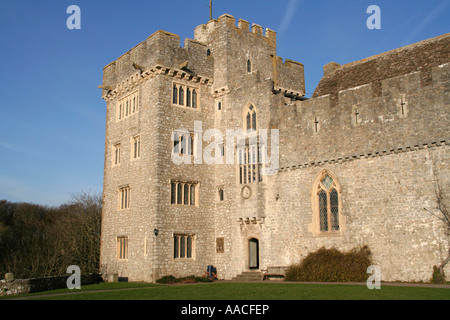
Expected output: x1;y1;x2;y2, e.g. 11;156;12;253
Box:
99;13;450;282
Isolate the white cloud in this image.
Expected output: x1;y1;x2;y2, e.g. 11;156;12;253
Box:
403;0;449;45
278;0;302;36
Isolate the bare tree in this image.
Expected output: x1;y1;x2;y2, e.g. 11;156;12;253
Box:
424;184;450;279
59;191;103;274
0;191;102;279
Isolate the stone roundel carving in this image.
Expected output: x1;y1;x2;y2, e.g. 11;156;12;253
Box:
241;185;251;199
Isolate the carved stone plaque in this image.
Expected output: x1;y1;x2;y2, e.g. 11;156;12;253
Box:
241;185;251;199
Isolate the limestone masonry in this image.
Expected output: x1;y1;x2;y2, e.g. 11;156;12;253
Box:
99;13;450;282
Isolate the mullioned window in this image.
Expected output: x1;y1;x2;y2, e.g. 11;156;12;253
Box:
310;170;343;235
172;83;198;109
117;90;139;121
170;181;198;206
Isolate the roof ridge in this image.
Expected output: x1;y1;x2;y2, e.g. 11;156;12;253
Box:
341;33;450;69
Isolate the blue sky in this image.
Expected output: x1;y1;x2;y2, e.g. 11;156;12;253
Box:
0;0;449;206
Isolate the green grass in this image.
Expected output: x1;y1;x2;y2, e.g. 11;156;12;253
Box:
6;282;449;300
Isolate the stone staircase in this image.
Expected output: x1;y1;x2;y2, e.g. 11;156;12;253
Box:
232;271;263;281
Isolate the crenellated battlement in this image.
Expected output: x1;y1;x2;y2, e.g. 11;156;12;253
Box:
102;29;214;92
194;13;276;48
102;13;304;100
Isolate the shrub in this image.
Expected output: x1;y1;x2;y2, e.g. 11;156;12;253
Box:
285;246;373;282
156;275;212;284
178;275;212;284
156;275;178;284
194;276;213;283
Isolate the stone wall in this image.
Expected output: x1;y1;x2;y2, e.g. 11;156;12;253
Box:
264;144;449;282
0;273;102;297
273;62;449;170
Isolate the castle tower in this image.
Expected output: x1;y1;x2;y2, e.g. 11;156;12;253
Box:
193;14;305;279
99;14;304;281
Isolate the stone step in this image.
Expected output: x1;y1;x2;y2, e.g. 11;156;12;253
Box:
232;271;263;281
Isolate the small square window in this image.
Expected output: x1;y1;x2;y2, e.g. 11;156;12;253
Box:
216;237;224;253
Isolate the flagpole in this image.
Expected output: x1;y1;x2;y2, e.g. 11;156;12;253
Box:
210;0;212;20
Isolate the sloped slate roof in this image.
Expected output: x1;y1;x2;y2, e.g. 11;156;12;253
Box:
312;33;450;99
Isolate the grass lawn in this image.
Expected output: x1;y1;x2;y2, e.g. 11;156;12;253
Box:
7;281;449;300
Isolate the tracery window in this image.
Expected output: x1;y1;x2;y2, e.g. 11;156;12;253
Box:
315;172;340;232
238;143;262;184
239;104;262;184
245;104;257;132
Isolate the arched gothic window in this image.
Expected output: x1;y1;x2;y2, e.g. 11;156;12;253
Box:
313;170;341;233
239;104;262;184
245;104;257;132
247;59;252;73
